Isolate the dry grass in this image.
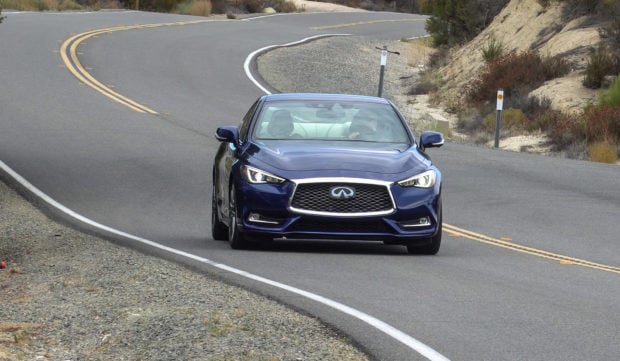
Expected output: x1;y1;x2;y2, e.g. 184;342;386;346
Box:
190;0;211;16
0;323;41;333
176;0;212;16
588;141;619;163
1;0;120;10
58;0;82;10
402;37;433;69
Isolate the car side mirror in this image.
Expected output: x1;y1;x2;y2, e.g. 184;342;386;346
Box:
419;131;444;152
215;126;240;145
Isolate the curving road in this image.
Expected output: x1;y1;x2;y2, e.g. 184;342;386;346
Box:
1;10;619;361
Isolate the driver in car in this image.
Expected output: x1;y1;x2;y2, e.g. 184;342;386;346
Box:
268;110;301;139
348;110;392;141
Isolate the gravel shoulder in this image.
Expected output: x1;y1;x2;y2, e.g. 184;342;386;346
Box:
0;177;370;360
257;36;412;106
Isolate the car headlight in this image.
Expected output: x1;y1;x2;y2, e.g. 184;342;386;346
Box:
243;166;285;184
397;170;436;188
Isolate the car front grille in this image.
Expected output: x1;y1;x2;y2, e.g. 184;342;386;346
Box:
290;181;394;216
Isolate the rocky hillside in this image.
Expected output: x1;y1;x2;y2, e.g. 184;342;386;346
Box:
438;0;602;114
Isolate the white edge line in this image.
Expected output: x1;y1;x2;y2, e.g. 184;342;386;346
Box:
2;10;138;15
0;32;451;361
243;34;352;95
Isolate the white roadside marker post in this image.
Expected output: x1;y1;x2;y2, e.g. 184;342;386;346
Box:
494;89;504;148
376;46;400;98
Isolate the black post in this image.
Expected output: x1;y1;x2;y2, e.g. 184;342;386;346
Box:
494;109;502;148
378;64;385;97
377;46;387;97
375;46;399;98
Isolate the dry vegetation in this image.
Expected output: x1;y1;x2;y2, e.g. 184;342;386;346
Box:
0;0;302;14
0;0;121;10
409;0;620;163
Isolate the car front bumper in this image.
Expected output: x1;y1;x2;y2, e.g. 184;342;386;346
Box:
234;178;441;245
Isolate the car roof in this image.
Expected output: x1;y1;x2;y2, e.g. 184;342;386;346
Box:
262;93;392;104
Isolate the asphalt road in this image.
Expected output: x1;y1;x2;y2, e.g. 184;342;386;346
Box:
1;10;619;361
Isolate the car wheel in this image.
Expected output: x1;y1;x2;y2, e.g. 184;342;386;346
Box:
407;199;442;255
407;222;441;255
228;185;249;249
211;185;228;241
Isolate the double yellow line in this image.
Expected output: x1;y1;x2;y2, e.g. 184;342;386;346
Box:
59;20;214;114
311;18;424;31
444;223;620;274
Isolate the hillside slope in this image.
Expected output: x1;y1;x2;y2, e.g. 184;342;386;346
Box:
439;0;602;114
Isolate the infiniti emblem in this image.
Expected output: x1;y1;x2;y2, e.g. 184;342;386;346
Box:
329;186;356;200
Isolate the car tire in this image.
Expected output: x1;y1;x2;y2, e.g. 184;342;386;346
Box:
407;222;441;255
228;185;249;249
211;185;228;241
407;199;442;255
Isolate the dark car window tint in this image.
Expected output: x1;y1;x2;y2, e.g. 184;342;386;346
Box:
239;99;259;141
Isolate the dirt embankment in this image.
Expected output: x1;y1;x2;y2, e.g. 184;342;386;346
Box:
439;0;601;114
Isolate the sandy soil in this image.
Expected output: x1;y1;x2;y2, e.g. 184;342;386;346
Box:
290;0;366;12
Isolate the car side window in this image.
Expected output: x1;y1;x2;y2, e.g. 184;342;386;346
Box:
239;99;259;141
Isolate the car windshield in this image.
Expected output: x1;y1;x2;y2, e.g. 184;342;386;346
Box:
252;99;411;143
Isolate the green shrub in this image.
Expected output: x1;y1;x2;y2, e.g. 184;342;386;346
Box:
600;75;620;106
483;107;527;133
583;45;619;88
425;0;510;47
481;37;504;63
175;1;191;13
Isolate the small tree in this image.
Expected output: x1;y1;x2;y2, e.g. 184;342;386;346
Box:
425;0;509;46
583;45;620;88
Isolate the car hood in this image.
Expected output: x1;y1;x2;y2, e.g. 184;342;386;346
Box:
247;140;430;178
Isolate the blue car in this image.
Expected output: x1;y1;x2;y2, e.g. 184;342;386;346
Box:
212;93;444;254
